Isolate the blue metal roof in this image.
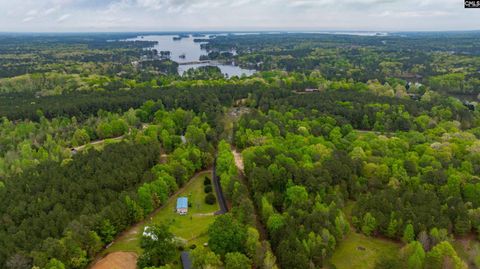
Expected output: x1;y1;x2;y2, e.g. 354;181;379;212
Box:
181;251;192;269
177;197;188;209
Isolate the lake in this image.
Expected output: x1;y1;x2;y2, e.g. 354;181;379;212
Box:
127;34;256;77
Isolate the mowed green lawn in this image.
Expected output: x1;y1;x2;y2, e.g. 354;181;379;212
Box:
330;201;401;269
151;170;219;246
329;230;401;269
103;170;219;255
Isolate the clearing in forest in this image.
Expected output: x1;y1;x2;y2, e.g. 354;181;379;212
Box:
90;252;137;269
232;148;244;172
329;230;401;269
91;171;219;267
329;201;401;269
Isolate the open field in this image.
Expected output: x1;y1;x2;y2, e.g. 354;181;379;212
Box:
150;170;219;246
329;200;402;269
91;252;137;269
101;170;218;256
329;230;402;269
90;171;218;269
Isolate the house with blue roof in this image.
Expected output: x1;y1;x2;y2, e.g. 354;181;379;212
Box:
176;197;188;215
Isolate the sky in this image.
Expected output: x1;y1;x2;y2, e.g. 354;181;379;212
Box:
0;0;479;32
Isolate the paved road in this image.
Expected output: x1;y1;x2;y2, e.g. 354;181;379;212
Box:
212;158;228;215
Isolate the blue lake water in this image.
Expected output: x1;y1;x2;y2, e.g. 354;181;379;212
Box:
127;35;256;77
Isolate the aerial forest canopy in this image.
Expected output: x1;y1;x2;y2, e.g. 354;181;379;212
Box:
1;32;480;269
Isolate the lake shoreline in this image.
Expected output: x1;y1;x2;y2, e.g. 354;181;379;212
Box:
126;34;256;77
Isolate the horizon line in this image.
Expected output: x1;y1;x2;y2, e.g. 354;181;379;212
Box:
0;29;480;34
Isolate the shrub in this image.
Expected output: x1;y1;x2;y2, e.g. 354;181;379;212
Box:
205;193;216;205
204;184;213;193
204;176;212;185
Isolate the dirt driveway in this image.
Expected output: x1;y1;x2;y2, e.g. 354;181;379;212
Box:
90;252;137;269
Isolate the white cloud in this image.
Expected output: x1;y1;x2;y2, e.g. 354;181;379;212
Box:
44;7;58;15
0;0;477;31
26;9;38;16
230;0;252;7
135;0;164;10
57;14;71;22
374;10;451;18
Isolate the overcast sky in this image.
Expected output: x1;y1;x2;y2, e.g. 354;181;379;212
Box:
0;0;478;32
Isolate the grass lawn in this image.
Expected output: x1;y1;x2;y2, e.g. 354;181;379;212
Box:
102;170;218;256
150;170;219;246
330;201;401;269
329;230;401;269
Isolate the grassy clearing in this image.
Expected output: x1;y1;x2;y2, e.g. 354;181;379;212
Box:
102;170;218;256
329;230;401;269
151;170;219;246
329;201;401;269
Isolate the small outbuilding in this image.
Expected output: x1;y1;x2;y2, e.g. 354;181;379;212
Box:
176;197;188;215
181;251;192;269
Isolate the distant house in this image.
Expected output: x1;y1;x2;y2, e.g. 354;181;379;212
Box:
176;197;188;215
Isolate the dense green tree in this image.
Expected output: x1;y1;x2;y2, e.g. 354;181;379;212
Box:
361;213;377;236
208;214;247;256
45;258;66;269
137;224;177;268
225;252;251;269
190;247;222;269
404;241;425;269
425;241;467;269
403;224;415;243
72;129;90;147
205;193;216;205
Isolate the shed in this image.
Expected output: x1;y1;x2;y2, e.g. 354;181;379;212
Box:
176;197;188;215
181;251;192;269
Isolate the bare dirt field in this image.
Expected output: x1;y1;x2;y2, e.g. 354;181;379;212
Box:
90;252;138;269
232;149;244;172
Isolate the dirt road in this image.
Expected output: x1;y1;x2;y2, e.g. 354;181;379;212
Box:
90;252;137;269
